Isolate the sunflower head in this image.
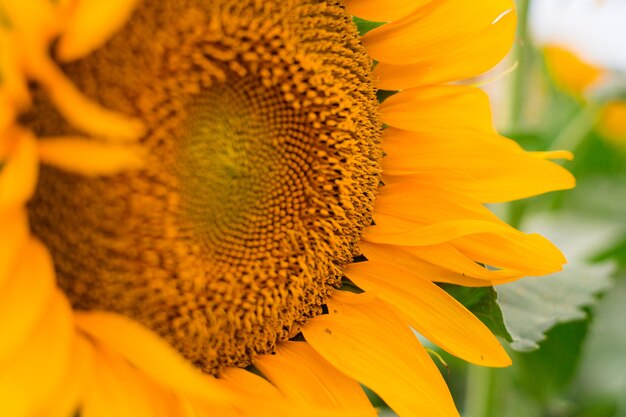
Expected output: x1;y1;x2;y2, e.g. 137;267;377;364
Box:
1;1;576;416
26;0;382;375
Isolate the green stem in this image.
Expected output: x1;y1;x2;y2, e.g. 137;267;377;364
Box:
508;0;531;133
464;366;498;417
504;0;532;229
549;102;601;152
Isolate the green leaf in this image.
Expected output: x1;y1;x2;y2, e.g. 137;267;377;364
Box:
352;17;385;36
512;318;591;402
497;263;611;352
571;273;626;411
439;284;513;342
593;235;626;272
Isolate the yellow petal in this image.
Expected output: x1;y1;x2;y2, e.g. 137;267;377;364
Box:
0;288;73;417
370;180;503;226
345;0;428;22
0;208;29;289
373;6;516;89
381;128;575;203
598;100;626;144
220;367;283;399
82;345;178;417
380;85;495;134
75;312;235;404
43;334;96;417
221;366;371;417
303;294;460;417
0;128;38;209
364;180;566;275
38;137;144;176
1;0;63;46
366;213;512;246
31;56;145;141
345;261;511;366
0;33;31;112
363;0;515;66
0;98;17;134
404;243;525;281
255;341;376;415
0;238;56;363
453;232;566;276
361;240;501;287
544;45;603;98
57;0;141;62
366;214;565;276
364;239;523;283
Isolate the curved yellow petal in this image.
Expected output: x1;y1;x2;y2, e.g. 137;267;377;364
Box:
255;341;376;415
0;98;17;134
82;346;178;417
363;0;514;65
544;45;603;98
366;214;565;276
598;100;626;144
303;294;460;417
74;312;235;404
1;0;63;46
366;214;512;246
220;366;368;417
403;243;524;281
364;179;566;276
0;34;31;112
30;56;145;142
44;334;96;417
57;0;141;62
0;208;29;289
220;368;283;399
453;232;566;276
0;128;38;210
372;181;501;224
361;241;501;287
380;85;495;134
381;128;575;203
373;6;516;89
345;261;511;366
0;238;55;362
0;289;73;417
346;0;428;22
38;137;144;176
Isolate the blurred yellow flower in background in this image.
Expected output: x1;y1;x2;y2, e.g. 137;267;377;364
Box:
530;0;626;147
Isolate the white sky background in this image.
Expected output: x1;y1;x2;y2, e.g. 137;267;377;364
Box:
529;0;626;71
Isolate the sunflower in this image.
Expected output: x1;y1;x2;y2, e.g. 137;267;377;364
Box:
0;1;575;416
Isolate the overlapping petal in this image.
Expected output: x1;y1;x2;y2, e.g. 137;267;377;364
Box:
0;239;55;362
362;0;514;67
381;128;575;202
255;341;376;415
345;261;511;366
74;312;235;404
0;289;73;417
57;0;142;62
304;293;460;417
0;128;38;209
81;346;178;417
38;138;144;175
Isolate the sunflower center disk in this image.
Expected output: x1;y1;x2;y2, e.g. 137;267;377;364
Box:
27;0;381;374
